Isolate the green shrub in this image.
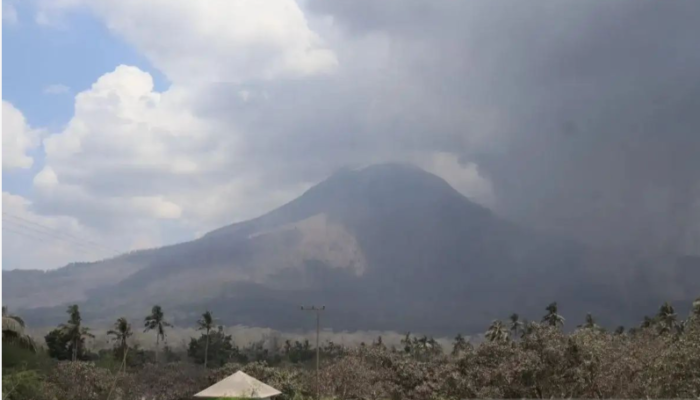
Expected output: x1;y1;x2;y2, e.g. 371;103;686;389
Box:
2;370;47;400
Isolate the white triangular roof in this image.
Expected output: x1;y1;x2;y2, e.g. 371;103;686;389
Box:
194;371;282;398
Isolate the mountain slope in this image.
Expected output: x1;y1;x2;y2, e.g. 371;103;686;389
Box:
3;164;697;334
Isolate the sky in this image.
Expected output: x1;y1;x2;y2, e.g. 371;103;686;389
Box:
2;0;699;271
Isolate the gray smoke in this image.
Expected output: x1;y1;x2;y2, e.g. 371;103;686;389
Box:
300;0;700;256
183;1;700;257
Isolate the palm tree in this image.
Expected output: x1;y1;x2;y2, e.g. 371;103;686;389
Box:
197;311;215;368
59;305;94;361
579;313;603;332
452;333;468;356
426;337;441;355
108;317;133;361
656;302;677;334
520;318;536;338
675;320;687;337
485;320;510;343
691;297;700;321
417;335;429;350
401;332;412;353
144;305;172;364
2;306;36;352
509;313;523;339
640;315;655;329
542;302;565;328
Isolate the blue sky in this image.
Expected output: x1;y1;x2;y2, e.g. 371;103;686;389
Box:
2;3;166;197
1;2;189;270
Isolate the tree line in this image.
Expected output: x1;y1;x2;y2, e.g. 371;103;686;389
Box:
40;305;225;368
6;297;700;367
3;297;699;399
35;305;329;369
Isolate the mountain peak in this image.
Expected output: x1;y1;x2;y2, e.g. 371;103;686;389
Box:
328;162;437;182
205;163;489;239
308;162;471;204
329;162;424;177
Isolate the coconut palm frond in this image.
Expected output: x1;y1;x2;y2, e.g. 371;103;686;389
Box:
3;308;37;352
6;333;37;352
485;320;510;343
2;317;25;335
81;327;95;339
197;311;216;331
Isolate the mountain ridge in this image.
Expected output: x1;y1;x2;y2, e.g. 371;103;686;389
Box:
3;163;697;335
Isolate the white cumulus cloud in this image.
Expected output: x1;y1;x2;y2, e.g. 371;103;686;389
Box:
2;101;42;170
34;65;309;239
38;0;337;84
38;66;214;228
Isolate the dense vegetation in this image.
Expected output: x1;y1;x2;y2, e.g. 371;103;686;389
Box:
2;298;699;400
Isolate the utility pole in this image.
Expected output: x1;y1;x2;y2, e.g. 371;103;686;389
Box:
301;305;325;400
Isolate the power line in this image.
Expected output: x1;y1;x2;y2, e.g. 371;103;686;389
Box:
2;216;120;258
2;224;103;257
3;218;108;255
3;211;121;254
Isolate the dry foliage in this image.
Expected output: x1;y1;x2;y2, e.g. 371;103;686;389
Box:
10;318;700;400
